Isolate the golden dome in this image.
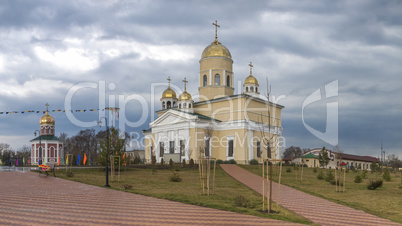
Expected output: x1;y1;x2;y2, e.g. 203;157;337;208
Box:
201;41;232;60
178;90;192;101
40;112;55;125
244;75;259;86
161;87;177;99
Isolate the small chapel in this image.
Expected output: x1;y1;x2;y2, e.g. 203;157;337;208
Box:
143;22;284;164
30;104;64;165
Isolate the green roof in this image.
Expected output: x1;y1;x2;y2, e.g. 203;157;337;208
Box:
142;128;152;133
30;135;61;142
301;153;319;159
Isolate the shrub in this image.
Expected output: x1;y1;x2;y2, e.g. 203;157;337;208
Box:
286;167;292;173
160;158;164;166
362;170;368;179
367;179;383;190
151;155;156;166
249;159;259;165
325;171;334;182
169;158;174;168
383;168;391;181
234;195;251;208
228;159;237;164
169;172;182;182
133;156;141;165
313;167;318;173
216;159;224;164
123;184;132;190
223;160;230;164
317;170;324;180
354;175;363;183
330;179;343;186
182;159;186;168
66;171;74;177
189;159;195;167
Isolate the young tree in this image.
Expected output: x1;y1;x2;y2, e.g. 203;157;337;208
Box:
98;128;128;167
318;146;330;168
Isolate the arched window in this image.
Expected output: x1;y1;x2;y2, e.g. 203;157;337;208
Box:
203;75;207;87
183;103;187;108
167;101;171;109
246;87;249;92
179;104;181;108
256;87;258;92
162;101;165;109
250;86;254;92
173;101;176;107
227;75;230;87
215;74;220;85
189;104;191;108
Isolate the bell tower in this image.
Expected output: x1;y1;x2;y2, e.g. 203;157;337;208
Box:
199;20;234;101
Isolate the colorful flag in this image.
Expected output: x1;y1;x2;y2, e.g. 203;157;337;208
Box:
23;157;25;165
83;154;87;165
66;155;69;165
89;154;91;166
123;153;126;166
62;157;65;165
77;154;81;165
58;157;60;166
16;158;19;166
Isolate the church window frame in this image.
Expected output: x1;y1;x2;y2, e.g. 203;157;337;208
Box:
256;87;258;92
250;86;254;92
162;101;165;109
169;141;175;154
183;103;187;108
246;87;249;92
179;103;181;108
227;136;234;159
214;74;220;85
203;75;207;87
257;141;261;158
180;140;185;156
227;75;230;87
167;101;171;109
204;136;211;157
159;142;164;157
189;103;191;108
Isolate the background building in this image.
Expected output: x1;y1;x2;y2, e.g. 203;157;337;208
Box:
30;104;64;165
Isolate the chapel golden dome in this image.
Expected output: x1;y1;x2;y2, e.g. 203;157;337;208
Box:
201;42;232;60
178;90;192;101
40;112;55;125
244;75;259;86
161;87;177;99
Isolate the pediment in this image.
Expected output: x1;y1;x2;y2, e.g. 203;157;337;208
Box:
150;109;196;128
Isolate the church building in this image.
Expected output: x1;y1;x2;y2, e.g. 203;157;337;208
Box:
143;22;284;164
30;104;64;165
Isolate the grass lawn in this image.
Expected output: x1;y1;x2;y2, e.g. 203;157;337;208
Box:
240;165;402;224
54;165;312;225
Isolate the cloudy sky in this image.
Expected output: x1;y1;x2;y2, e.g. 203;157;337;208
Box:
0;0;401;158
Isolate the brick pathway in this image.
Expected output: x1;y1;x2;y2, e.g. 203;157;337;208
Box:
0;171;299;225
220;164;401;226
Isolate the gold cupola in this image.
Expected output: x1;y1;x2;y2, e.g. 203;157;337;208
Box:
40;103;55;125
199;20;234;101
160;77;178;109
243;62;260;97
178;77;193;112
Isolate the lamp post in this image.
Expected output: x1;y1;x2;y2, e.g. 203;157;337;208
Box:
99;117;110;187
34;130;42;165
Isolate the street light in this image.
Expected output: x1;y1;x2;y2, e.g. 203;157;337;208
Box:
99;117;110;187
34;130;42;165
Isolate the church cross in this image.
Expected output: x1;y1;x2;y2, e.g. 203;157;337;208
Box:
249;62;253;75
45;103;49;112
182;77;188;91
212;20;220;41
167;76;171;87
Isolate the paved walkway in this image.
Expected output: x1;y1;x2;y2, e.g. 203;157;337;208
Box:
0;171;299;225
220;164;401;226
